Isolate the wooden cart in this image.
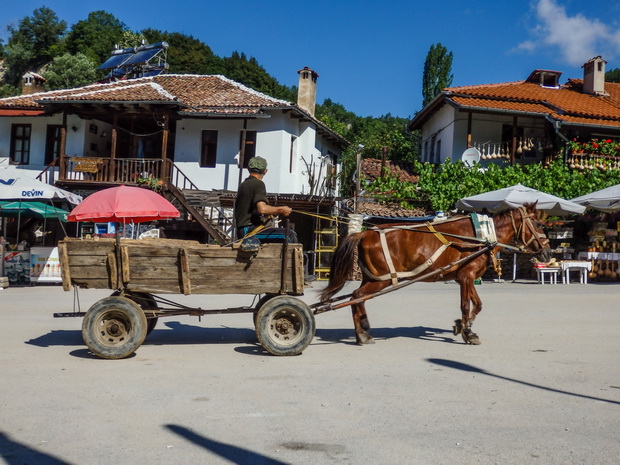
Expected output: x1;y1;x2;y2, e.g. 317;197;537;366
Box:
56;237;314;359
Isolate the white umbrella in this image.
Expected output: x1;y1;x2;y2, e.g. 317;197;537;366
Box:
456;184;585;216
571;183;620;212
0;174;82;204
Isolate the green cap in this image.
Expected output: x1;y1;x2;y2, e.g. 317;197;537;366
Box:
248;156;267;172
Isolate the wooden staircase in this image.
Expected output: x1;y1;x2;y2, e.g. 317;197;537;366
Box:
165;184;232;245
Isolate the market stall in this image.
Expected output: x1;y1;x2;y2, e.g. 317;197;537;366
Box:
0;174;81;286
456;184;586;281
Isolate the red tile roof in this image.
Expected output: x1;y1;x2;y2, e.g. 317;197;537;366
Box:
0;74;348;145
361;158;419;184
410;75;620;130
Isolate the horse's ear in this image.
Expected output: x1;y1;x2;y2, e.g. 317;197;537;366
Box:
524;201;538;213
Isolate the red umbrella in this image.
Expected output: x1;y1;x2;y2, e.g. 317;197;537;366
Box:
68;185;179;223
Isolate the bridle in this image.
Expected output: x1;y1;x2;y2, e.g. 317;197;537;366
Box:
509;206;549;253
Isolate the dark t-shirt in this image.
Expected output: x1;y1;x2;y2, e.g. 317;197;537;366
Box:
234;175;269;229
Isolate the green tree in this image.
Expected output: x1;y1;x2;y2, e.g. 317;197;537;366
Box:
606;68;620;83
221;51;296;101
43;53;98;90
3;6;66;86
65;11;127;65
422;43;453;107
142;29;222;75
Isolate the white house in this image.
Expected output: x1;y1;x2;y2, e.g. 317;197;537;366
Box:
408;56;620;166
0;68;347;198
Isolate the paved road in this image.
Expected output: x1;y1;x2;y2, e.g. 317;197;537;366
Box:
1;279;619;464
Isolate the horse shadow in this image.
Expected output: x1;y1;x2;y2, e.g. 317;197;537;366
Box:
314;326;457;345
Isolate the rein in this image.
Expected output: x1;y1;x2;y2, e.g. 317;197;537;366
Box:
508;206;549;253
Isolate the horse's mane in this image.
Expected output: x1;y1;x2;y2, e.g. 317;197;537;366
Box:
491;203;538;228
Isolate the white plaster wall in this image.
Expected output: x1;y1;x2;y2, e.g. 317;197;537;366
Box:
420;105;456;163
0;108;342;196
172;110;335;194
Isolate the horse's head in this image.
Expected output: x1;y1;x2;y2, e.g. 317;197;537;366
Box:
509;202;551;262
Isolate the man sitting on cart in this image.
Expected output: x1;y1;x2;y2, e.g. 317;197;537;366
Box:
234;156;298;244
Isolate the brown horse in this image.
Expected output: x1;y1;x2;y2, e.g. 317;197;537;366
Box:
320;203;551;345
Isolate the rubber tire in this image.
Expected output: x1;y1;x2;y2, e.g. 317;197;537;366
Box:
82;296;148;359
255;296;315;356
113;291;159;336
253;294;277;328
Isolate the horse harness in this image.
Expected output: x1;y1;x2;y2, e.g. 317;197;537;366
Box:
364;208;544;286
509;206;549;252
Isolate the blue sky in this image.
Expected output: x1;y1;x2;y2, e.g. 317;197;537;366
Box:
2;0;620;118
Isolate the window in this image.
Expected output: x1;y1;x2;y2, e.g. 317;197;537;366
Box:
200;130;218;167
240;130;257;167
435;139;441;163
10;124;31;164
289;136;297;173
45;125;62;165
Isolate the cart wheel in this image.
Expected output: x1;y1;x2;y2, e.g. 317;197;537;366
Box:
255;296;315;356
82;296;147;359
121;292;158;336
253;294;277;328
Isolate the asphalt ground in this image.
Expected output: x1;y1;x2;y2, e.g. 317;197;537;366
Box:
1;279;619;465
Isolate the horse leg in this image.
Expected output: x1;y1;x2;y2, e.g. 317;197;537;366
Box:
454;279;481;345
351;301;374;344
351;280;391;345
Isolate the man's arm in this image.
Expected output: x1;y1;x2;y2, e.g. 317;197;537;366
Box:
256;201;292;217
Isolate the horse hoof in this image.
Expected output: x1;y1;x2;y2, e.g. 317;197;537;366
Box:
462;332;481;345
452;319;462;336
356;332;375;345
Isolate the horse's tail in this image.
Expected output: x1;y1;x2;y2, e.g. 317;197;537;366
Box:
320;232;364;302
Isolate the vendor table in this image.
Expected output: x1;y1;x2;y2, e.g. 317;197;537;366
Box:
536;267;560;284
560;260;591;284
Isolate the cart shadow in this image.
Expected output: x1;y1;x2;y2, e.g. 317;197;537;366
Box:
145;321;256;345
25;330;83;348
314;326;457;345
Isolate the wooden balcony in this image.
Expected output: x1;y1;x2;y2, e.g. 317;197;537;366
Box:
46;156;169;188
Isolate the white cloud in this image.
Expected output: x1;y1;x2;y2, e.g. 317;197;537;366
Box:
517;0;620;65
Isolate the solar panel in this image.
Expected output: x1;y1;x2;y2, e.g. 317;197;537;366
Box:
98;42;169;81
123;47;162;66
98;51;133;70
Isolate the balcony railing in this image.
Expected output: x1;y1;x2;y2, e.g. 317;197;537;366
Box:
59;157;165;184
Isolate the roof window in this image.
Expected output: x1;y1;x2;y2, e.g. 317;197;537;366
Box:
525;69;562;88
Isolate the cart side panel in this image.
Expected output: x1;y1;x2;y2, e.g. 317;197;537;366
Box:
59;238;305;295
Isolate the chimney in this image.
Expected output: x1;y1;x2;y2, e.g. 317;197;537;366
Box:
21;71;46;95
582;56;607;96
297;67;319;116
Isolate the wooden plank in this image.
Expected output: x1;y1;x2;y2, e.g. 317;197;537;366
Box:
59;238;305;295
121;246;130;284
107;253;117;289
293;247;304;294
58;241;73;291
179;248;191;295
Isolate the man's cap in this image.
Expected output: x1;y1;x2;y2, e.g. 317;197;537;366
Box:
248;156;268;172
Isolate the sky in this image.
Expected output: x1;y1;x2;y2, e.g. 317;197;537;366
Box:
2;0;620;119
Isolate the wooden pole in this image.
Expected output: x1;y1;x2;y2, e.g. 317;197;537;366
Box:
59;112;67;181
355;145;362;214
237;119;248;188
511;116;518;165
467;112;472;148
109;115;118;182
